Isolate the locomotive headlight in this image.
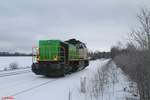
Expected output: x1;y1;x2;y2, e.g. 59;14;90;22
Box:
53;55;58;61
37;56;40;61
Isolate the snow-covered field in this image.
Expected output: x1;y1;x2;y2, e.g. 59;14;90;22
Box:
0;57;32;71
0;59;138;100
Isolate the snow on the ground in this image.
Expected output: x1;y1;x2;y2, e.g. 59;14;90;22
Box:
73;60;139;100
0;57;32;71
0;59;138;100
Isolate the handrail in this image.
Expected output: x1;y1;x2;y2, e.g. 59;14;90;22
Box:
32;45;80;63
32;46;39;63
60;46;66;63
32;46;66;63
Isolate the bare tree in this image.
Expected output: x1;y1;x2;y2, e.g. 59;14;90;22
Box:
130;7;150;50
85;65;109;100
9;62;18;70
111;7;150;100
80;77;86;93
68;90;72;100
109;65;118;96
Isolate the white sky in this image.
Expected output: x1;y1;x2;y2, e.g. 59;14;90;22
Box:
0;0;150;53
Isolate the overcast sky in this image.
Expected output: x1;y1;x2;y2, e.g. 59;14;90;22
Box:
0;0;150;53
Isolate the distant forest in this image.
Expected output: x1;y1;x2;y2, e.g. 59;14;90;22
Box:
88;51;111;60
0;52;32;56
0;51;111;58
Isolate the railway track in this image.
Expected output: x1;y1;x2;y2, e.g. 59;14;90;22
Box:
0;68;31;77
0;69;59;97
11;79;57;96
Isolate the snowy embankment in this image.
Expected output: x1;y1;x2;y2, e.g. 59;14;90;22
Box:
76;60;139;100
0;59;138;100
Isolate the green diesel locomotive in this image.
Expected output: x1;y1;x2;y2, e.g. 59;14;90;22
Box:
32;39;89;77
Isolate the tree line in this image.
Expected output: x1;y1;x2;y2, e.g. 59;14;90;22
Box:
88;51;111;60
0;52;32;56
111;7;150;100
